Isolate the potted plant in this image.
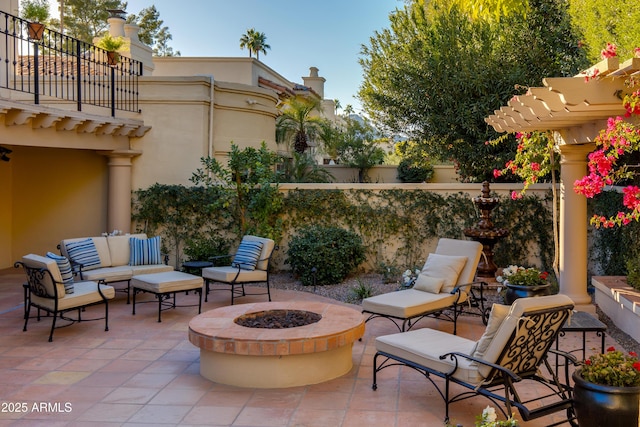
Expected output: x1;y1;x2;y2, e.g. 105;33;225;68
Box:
496;264;551;304
20;0;49;41
95;33;129;65
572;346;640;426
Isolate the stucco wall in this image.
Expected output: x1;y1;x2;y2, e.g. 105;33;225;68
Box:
9;146;108;262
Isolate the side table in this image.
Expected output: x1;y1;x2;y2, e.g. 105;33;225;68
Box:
557;311;607;359
182;260;213;276
555;311;606;376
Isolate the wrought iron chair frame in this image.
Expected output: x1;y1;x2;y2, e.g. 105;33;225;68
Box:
373;303;577;426
15;261;111;342
203;245;278;305
363;279;490;334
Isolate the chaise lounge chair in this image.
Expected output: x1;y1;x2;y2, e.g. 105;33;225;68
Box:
373;294;577;425
362;238;488;335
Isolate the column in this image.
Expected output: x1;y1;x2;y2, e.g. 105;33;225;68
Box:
558;144;594;306
104;151;140;234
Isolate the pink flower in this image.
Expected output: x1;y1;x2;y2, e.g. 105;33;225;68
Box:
601;42;617;59
493;169;501;178
623;186;640;210
511;191;522;200
531;162;540;171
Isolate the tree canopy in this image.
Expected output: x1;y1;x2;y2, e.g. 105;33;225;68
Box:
276;96;324;154
24;0;179;56
569;0;640;62
239;28;271;60
358;0;588;181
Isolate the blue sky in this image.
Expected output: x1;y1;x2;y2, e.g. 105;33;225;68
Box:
122;0;401;113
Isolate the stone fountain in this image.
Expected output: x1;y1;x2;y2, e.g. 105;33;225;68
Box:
464;181;509;278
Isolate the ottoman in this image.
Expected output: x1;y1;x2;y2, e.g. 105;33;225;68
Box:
132;271;203;322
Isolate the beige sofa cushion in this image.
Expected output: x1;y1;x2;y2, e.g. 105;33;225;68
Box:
60;237;102;271
107;234;147;266
91;237;112;267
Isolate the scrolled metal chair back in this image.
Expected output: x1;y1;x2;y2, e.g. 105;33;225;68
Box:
490;305;572;379
14;261;58;300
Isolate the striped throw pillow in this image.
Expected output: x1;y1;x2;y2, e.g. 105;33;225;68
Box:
129;236;162;266
46;252;74;294
232;239;264;271
65;238;101;271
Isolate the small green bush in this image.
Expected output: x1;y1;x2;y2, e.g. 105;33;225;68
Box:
286;225;365;286
627;256;640;290
397;159;434;183
350;279;373;302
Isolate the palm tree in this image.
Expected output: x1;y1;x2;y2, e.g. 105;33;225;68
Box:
276;96;324;154
251;30;270;60
239;28;270;59
278;152;334;183
239;28;255;57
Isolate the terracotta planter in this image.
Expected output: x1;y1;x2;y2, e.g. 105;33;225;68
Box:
572;369;640;427
106;51;120;66
503;281;551;304
27;22;45;41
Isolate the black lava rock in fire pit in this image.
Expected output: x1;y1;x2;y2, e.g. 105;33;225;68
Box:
234;309;322;329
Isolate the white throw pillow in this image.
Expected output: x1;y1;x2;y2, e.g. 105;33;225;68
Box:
413;274;445;293
421;253;468;293
473;303;511;360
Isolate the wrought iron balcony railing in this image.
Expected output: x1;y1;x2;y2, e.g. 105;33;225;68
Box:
0;10;142;117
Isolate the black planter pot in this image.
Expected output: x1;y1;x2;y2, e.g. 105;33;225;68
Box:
503;281;551;304
573;369;640;427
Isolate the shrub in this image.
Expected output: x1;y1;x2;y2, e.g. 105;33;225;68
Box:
286;225;365;286
350;279;373;302
183;236;230;263
397;158;434;183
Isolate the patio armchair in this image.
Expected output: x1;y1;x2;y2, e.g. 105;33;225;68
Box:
15;254;115;342
362;238;489;335
372;294;577;425
202;235;277;305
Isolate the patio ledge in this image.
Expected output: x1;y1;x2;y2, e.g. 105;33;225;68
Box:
592;276;640;343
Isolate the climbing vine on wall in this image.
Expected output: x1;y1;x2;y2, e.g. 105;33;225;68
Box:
588;190;640;276
281;189;555;273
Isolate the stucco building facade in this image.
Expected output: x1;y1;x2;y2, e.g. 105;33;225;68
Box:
0;0;332;269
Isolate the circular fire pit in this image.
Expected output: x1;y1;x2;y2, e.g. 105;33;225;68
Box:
188;301;365;388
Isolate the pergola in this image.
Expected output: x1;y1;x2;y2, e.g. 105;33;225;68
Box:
485;56;640;309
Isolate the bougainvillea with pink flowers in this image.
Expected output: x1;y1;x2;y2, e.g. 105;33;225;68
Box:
492;43;640;225
491;131;556;200
573;44;640;228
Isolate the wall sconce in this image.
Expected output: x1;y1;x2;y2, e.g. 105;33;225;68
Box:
0;146;12;162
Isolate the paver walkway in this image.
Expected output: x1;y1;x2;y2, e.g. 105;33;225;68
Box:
0;267;615;426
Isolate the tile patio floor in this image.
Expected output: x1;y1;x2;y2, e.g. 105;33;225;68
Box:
0;267;617;426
